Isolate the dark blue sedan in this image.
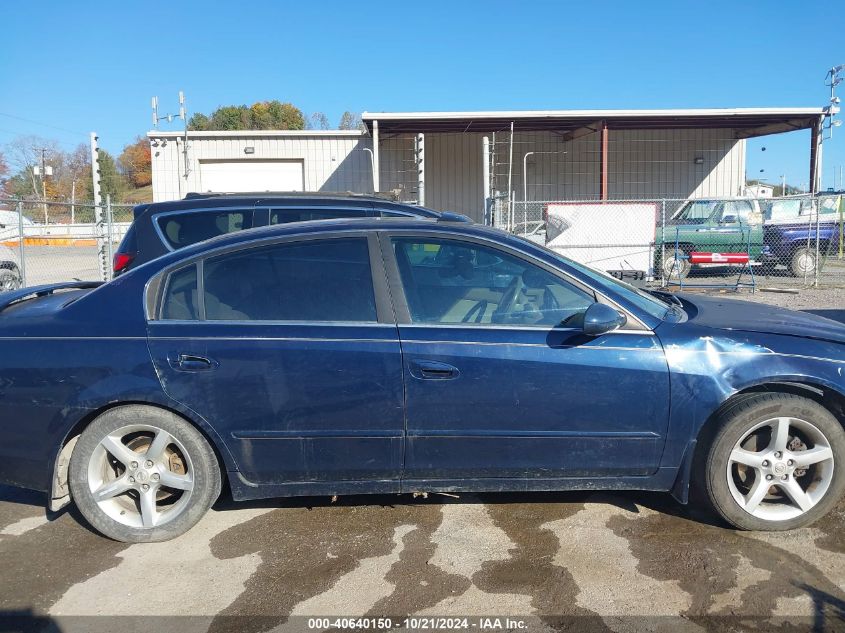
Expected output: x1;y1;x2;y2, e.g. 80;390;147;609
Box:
1;218;844;542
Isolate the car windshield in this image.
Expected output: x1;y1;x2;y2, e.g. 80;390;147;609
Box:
673;200;720;223
534;245;675;320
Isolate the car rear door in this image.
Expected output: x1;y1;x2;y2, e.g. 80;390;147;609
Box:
146;232;405;488
381;231;671;482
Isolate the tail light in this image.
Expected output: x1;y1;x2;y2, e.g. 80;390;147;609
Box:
113;252;135;275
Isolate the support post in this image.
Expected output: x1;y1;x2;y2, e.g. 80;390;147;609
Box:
372;120;380;193
482;136;491;224
16;200;26;287
416;133;425;206
507;122;514;230
809;117;822;194
600;120;609;200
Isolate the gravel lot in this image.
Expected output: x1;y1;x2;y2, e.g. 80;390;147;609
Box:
2;248;845;632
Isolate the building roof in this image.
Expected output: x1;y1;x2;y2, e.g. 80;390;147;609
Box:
146;129;364;139
361;107;825;138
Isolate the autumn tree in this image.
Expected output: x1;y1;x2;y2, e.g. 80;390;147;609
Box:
118;137;152;188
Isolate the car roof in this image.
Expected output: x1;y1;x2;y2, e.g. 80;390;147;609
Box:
133;192;439;218
150;217;497;265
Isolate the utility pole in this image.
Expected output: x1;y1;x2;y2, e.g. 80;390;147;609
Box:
34;147;52;224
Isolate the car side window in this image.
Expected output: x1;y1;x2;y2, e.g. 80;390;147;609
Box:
157;209;254;249
202;238;377;322
161;264;199;320
392;238;594;327
269;208;369;224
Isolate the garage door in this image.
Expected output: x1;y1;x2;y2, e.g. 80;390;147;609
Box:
199;160;304;193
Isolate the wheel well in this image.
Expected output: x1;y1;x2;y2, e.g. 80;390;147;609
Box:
687;381;845;495
0;261;19;273
50;401;229;511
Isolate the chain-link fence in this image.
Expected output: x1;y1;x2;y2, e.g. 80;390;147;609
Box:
0;197;132;290
494;194;845;289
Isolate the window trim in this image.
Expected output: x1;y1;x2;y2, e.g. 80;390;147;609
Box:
151;206;257;252
377;230;650;332
149;231;392;325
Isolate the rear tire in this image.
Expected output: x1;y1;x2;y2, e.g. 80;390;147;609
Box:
661;247;690;279
69;405;221;542
0;267;21;292
704;393;845;531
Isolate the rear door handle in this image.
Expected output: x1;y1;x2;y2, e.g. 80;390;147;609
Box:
169;354;218;372
410;360;460;380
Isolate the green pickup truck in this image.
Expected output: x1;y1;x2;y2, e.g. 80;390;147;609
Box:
656;196;843;278
656;199;764;278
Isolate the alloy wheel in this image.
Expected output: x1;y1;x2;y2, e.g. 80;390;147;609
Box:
727;416;834;521
86;424;195;529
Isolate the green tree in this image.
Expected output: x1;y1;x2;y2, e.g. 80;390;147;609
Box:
188;113;210;131
209;105;251;131
96;149;129;201
189;101;305;131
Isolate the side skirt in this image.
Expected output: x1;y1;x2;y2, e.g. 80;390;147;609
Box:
227;468;679;502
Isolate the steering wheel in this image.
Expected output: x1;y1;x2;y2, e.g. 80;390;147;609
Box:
492;275;524;323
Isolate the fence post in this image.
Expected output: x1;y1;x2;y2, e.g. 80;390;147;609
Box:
16;199;26;288
106;195;114;282
660;199;666;287
814;198;821;289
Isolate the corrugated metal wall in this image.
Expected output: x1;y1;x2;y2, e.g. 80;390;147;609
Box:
149;132;373;202
150;127;746;222
379;128;746;222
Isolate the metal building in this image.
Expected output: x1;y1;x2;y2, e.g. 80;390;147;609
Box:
148;129;372;202
149;107;825;223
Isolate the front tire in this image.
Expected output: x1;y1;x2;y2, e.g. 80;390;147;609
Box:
789;247;817;278
69;405;221;542
704;393;845;531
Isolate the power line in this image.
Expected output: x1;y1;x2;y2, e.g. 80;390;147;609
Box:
0;112;89;138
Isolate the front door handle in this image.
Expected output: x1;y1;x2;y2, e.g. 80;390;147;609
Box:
169;354;218;372
410;360;460;380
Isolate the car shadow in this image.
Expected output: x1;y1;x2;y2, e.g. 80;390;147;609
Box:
211;487;727;528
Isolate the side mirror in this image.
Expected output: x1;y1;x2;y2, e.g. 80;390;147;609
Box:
721;214;738;224
583;303;627;336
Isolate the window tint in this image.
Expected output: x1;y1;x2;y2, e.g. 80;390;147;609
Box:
203;238;377;322
161;265;199;320
269;208;369;224
158;210;253;249
392;238;594;327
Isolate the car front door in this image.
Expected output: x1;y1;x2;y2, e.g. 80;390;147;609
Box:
146;233;405;488
383;232;671;482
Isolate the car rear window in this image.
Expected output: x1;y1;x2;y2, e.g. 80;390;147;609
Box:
157;210;254;249
161;265;199;320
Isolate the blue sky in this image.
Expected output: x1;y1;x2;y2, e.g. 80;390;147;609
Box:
1;0;843;190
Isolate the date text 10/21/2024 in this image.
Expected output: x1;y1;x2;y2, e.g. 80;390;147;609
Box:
306;618;529;630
